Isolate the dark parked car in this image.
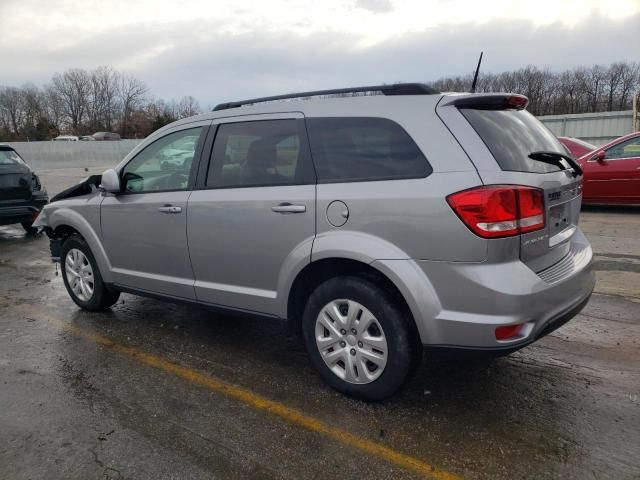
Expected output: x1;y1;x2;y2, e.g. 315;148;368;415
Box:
578;132;640;205
0;144;48;233
558;136;596;158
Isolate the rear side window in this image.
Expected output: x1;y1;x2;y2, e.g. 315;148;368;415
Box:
461;109;564;173
306;117;431;183
0;148;25;166
207;119;315;188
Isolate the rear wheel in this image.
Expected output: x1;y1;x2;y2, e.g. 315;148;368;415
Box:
60;236;120;311
302;276;419;401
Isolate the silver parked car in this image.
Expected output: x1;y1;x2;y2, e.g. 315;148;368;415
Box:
35;84;595;400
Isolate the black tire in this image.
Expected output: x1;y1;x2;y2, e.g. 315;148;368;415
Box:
60;235;120;311
301;276;419;401
21;221;38;235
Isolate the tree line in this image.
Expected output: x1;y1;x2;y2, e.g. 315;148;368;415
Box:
2;61;639;141
0;66;201;141
431;61;640;116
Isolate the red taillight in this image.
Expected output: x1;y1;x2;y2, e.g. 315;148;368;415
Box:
447;185;545;239
495;324;523;340
516;188;544;233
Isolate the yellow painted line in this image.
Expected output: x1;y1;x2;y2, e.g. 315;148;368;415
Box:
39;312;461;480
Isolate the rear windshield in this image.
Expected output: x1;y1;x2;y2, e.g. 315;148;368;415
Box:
461;109;564;173
569;137;597;150
0;149;25;166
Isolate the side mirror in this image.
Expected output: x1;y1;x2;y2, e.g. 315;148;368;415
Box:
591;150;606;163
99;168;121;193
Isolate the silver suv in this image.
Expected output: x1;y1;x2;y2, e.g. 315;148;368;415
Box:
35;84;595;400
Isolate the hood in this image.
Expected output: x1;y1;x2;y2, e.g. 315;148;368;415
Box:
50;174;102;202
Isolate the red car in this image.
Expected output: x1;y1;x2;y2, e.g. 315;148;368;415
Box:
577;132;640;205
558;136;596;158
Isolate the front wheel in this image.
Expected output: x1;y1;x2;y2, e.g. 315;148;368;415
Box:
302;276;419;401
60;236;120;311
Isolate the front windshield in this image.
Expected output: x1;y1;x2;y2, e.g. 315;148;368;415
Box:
0;149;25;166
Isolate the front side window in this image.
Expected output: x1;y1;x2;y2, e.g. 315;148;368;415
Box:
206;119;314;188
605;137;640;160
121;127;203;193
305;117;431;183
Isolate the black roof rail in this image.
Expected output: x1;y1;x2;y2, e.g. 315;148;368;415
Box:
213;83;439;111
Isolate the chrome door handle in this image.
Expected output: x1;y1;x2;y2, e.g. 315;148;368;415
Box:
158;205;182;214
271;203;306;214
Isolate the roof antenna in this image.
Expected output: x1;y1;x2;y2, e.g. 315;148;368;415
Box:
470;51;483;93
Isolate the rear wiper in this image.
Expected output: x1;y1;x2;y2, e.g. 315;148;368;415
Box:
528;151;583;177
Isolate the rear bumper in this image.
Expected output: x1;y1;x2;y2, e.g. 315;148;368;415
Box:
382;228;595;349
0;193;48;226
426;288;592;356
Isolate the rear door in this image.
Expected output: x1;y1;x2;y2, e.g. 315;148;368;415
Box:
187;113;316;315
437;95;583;272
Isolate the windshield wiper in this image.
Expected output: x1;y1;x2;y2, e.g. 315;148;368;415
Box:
528;151;583;177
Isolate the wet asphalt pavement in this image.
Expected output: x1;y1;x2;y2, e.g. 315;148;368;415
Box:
1;206;639;480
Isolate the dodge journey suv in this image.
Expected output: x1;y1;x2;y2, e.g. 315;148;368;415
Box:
35;84;595;400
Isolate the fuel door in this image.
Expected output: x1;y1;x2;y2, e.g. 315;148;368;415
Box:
326;200;349;227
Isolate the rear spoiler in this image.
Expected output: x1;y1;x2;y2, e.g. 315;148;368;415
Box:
441;94;529;110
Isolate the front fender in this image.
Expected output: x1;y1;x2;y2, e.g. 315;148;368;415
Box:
37;198;113;283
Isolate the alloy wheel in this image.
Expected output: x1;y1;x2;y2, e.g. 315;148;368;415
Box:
65;248;94;302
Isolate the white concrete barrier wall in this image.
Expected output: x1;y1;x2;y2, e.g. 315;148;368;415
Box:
8;140;143;169
539;110;635;146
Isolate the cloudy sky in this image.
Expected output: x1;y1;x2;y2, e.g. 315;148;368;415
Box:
0;0;638;107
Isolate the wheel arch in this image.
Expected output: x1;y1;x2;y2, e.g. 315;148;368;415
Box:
285;257;424;346
47;208;113;283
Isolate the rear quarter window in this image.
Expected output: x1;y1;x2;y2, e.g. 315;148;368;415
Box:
306;117;431;183
461;109;564;173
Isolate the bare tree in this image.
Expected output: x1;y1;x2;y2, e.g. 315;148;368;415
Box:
0;87;24;135
89;66;121;132
117;74;148;137
176;95;201;118
44;84;65;133
618;62;640;110
50;69;92;133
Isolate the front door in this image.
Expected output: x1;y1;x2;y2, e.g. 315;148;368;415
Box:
583;136;640;204
100;125;208;299
187;114;316;315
